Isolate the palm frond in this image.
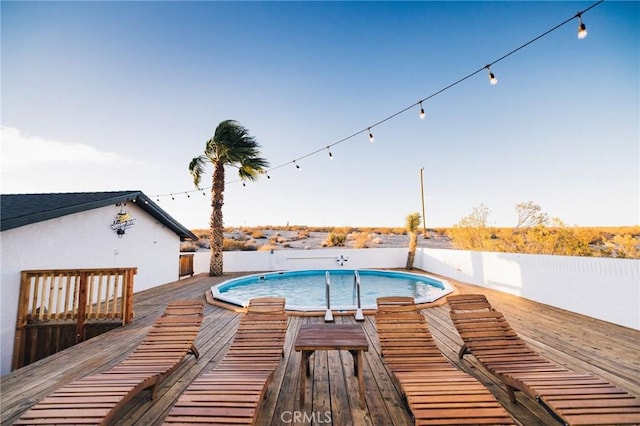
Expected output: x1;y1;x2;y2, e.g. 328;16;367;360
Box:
188;156;208;187
238;157;270;181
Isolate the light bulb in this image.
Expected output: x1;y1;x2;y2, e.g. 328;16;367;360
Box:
327;148;333;160
487;66;498;85
294;161;300;169
368;128;375;143
578;16;587;39
419;103;425;120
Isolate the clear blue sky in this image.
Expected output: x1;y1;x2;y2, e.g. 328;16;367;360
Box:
2;1;638;229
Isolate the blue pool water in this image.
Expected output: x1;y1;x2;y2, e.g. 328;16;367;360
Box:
211;269;453;311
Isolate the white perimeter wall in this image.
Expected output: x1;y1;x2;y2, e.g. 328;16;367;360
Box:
0;203;181;375
192;247;640;330
221;247;408;273
415;248;640;330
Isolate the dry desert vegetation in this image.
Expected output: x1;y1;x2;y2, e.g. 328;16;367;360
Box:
181;225;640;259
181;226;453;252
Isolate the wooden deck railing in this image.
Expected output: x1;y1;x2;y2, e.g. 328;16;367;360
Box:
12;267;137;370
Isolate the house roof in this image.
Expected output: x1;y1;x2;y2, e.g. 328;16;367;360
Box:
1;191;198;241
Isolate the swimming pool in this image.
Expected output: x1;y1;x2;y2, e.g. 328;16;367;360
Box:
211;269;453;311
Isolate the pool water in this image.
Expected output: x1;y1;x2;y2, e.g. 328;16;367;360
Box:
212;269;453;311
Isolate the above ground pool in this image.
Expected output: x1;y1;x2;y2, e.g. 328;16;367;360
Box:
211;269;453;311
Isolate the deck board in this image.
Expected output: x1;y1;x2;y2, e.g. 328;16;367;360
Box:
2;271;638;426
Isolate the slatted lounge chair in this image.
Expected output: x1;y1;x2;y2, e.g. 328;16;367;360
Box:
375;296;515;425
447;294;640;425
15;300;204;425
164;297;288;425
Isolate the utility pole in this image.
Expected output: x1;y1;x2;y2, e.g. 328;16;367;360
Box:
420;167;426;237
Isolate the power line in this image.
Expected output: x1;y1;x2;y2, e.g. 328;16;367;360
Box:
154;0;604;201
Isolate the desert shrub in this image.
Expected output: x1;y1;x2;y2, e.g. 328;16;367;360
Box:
223;238;246;251
180;242;197;252
604;234;640;259
191;228;210;239
324;231;347;247
251;230;266;239
257;244;278;252
297;229;310;239
352;232;372;249
241;243;258;251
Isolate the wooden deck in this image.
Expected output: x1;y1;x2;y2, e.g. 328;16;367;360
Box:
2;271;639;425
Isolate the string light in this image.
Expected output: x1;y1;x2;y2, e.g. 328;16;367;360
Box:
151;1;603;202
577;14;588;39
486;65;498;85
185;192;190;198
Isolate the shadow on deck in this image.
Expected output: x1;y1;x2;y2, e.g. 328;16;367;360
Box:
1;271;639;425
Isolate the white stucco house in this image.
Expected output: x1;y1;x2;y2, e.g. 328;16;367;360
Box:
0;190;197;376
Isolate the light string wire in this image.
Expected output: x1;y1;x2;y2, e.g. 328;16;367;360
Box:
154;0;604;201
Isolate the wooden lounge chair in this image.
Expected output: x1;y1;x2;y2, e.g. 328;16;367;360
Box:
447;294;640;425
375;296;515;425
164;297;288;425
15;300;204;425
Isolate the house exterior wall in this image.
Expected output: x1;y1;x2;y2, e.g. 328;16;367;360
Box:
0;203;180;375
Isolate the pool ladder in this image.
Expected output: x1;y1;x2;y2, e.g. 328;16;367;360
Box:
324;271;334;322
324;270;364;322
353;270;364;321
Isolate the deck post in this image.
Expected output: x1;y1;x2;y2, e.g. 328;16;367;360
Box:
124;269;135;324
76;272;88;344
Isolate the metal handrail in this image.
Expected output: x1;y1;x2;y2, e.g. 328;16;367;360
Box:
324;271;334;322
353;270;364;321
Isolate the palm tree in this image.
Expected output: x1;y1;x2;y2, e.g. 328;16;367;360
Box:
189;120;269;276
405;212;422;270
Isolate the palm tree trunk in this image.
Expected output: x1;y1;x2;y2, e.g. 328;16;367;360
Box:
406;231;417;270
209;161;225;276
